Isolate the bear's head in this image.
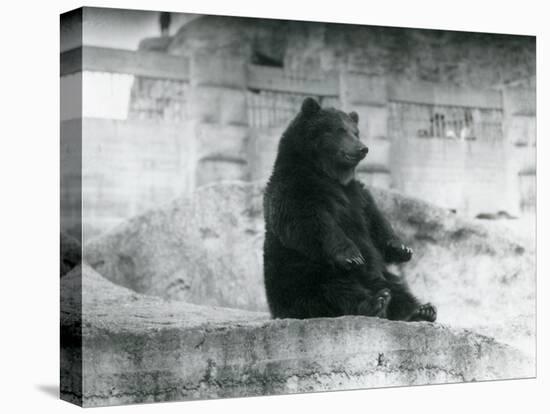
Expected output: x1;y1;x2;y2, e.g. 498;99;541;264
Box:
278;97;368;185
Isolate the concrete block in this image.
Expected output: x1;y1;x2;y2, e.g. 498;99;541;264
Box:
247;126;285;181
355;105;388;140
344;73;387;106
188;87;248;125
505;115;536;146
195;123;249;160
502;87;535;117
390;138;522;217
61;264;534;407
79;118;197;240
190;55;247;88
364;136;391;167
220;88;248;125
518;173;535;214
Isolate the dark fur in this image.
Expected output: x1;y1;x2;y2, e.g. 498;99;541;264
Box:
263;98;436;322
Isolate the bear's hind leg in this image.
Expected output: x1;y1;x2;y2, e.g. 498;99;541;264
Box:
379;271;437;322
322;279;392;318
275;293;339;319
278;279;394;319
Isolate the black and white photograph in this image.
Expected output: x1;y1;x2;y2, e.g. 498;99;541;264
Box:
5;1;549;412
58;5;538;408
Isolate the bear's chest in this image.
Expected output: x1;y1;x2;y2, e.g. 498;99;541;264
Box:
328;187;370;234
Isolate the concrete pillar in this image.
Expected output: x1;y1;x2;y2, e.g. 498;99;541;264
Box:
189;55;250;187
501;87;536;214
340;72;391;188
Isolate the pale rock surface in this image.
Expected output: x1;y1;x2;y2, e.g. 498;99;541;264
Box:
85;181;535;355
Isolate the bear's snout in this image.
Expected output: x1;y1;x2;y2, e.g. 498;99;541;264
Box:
355;145;368;160
340;144;368;163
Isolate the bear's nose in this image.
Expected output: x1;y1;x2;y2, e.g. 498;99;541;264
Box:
359;146;369;156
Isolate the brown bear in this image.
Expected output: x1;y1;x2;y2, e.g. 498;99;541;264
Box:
263;97;436;322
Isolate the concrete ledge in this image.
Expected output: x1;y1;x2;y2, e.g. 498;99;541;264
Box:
61;46;190;80
190;55;247;88
63;265;533;407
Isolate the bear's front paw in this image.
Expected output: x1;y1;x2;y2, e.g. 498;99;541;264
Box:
333;244;365;271
385;239;413;263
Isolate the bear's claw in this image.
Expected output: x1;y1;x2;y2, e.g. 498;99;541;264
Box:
385;239;413;263
346;255;365;266
334;244;366;270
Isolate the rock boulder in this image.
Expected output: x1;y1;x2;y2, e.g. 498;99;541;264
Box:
84;181;535;355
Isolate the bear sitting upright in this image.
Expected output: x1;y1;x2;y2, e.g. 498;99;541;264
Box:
263;97;436;322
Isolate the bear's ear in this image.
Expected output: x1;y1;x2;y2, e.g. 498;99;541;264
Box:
301;97;321;116
349;111;359;124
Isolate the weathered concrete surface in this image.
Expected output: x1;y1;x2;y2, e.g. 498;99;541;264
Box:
85;181;535;356
62;264;534;407
168;16;535;88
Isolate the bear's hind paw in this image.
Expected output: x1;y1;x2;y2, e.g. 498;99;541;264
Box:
408;303;437;322
358;288;391;318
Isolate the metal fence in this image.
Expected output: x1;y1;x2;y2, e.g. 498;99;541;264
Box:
62;47;513;139
246;65;340;128
129;76;190;122
246;90;341;128
387;102;504;142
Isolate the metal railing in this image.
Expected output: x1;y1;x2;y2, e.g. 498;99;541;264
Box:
246;65;340;128
388;101;504;142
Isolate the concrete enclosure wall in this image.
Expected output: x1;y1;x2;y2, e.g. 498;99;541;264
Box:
60;36;536;238
391;138;521;216
78;119;197;240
